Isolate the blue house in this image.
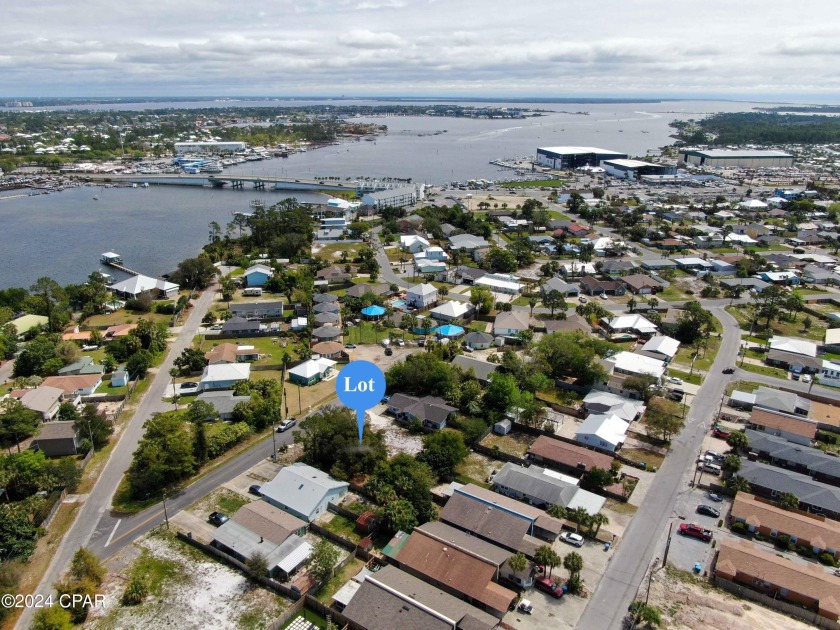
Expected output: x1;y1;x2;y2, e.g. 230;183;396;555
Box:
111;370;128;387
243;264;273;287
259;463;349;522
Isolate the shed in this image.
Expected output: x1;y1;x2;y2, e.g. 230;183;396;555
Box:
493;419;513;435
355;512;378;535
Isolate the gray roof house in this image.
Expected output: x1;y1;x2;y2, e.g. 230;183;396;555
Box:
738;460;840;520
18;385;64;420
452;355;499;383
754;387;810;416
220;316;261;335
30;421;80;457
57;356;105;376
313;292;339;304
229;301;284;319
449;234;491;251
195;391;252;420
541;277;579;297
387;394;457;430
259;462;349;522
492;463;606;515
493;311;531;337
744;429;840;486
463;331;495;350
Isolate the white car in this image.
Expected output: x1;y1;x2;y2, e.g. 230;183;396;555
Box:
668;377;683;385
559;532;584;547
599;293;609;300
801;374;812;383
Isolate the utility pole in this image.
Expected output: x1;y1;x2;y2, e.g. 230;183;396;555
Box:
162;492;170;530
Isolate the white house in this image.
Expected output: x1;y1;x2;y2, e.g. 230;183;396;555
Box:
575;414;629;452
768;336;818;358
601;314;658;337
406;283;438;308
607;351;665;382
400;235;430;253
414;246;449;261
110;274;179;299
199;363;251;391
640;336;681;362
259;462;349;522
429;301;473;322
475;273;522;295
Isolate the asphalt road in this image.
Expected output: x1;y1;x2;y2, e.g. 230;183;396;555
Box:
16;284;219;630
577;306;742;629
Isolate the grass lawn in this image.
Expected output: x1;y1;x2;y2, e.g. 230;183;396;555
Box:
313;242;365;261
316;556;364;603
321;514;362;544
455;453;493;489
674;334;721;372
666;369;702;386
547;210;572;220
98;376;129;396
739;363;790;379
501;179;565;188
481;432;534;458
709;247;740;254
229;267;245;277
214;488;250;515
85;309;171;328
726;305;827;342
622;447;666;469
604;497;638;517
511;296;539;307
658;284;695;302
130;546;190;597
196;335;305;366
794;286;832;295
725;380;764;396
345;321;387;344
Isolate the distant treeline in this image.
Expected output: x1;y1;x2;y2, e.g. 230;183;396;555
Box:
757;105;840;113
672;112;840;145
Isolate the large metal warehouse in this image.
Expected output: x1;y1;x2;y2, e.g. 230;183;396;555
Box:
679;149;794;168
536;146;628;169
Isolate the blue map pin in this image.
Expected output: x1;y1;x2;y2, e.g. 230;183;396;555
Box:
336;360;386;444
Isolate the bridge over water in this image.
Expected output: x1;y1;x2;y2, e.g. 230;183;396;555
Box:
84;173;369;193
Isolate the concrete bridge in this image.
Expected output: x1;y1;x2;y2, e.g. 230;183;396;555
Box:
84;173;362;193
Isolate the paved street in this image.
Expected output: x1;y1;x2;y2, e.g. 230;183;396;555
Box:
17;283;219;630
578;306;742;629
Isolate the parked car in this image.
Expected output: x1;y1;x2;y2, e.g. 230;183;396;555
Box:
535;576;565;599
707;492;724;503
345;343;357;349
397;339;405;347
559;532;584;547
277;418;297;432
668;377;683;385
599;293;609;300
678;523;713;542
180;382;198;392
463;345;474;352
249;485;262;496
209;512;229;526
802;374;812;383
210;324;223;330
712;425;730;439
705;450;724;463
518;599;533;614
381;395;391;403
384;347;394;356
722;367;735;374
579;296;588;303
696;504;720;518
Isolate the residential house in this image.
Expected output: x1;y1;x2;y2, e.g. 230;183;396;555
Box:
104;323;137;339
475;273;523;295
42;374;102;398
579;275;626;296
768;336;818;358
316;266;352;285
583;390;646;422
639;335;681;363
455;266;487;285
198;363;251;391
575;414;629;452
640;259;679;271
600;314;658;337
748;408;817;446
387;394;457;430
713;538;840;625
345;283;390;298
493;311;530;337
313;293;339;304
311;325;341;341
313;301;340;315
429;300;474;323
259;462;349;522
462;331;495;350
220;317;261;335
415;246;450;262
492;463;606;514
195;391;252;420
400;235;430;253
543;314;591;334
406;283;438;309
541;277;579;297
17;386;64;420
451;355;499;383
560;262;597;277
621;274;663;295
288;358;337;386
110;274;179;299
229;301;284;319
29;421;80;457
601;260;636;277
745;429;840;486
737;460;840;520
10;314;48;336
212;518;312;580
342;565;499;630
730;492;840;560
449;234;490;252
526;435;614;477
674;257;713;272
720;278;770;293
242;264;273;287
386;525;517;618
204;343;260;365
57;356;104;376
310;341;346;360
754;387;811;416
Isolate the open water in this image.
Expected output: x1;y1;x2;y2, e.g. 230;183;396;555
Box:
0;99;778;289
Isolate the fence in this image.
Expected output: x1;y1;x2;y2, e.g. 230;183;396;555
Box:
714;577;840;630
175;532;301;600
37;488;67;529
309;522;358;553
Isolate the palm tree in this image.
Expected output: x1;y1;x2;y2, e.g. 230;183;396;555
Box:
726;430;749;453
648;297;659;310
534;545;555;578
546;504;567;520
588;513;610;537
563;551;584;578
528;297;538;317
725;475;751;494
809;374;820;393
627;297;637;313
567;507;591;533
777;492;800;511
507;552;528;580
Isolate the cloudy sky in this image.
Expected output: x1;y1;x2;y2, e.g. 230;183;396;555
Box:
2;0;839;100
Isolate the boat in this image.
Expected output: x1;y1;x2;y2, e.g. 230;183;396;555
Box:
93;195;99;201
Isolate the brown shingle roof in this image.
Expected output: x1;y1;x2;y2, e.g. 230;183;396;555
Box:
231;501;306;545
731;493;840;554
809;401;840;430
105;323;137;337
621;274;662;291
440;493;532;552
396;529;516;613
715;538;840;620
750;408;817;439
205;343;239;364
41;374;101;395
527;435;613;472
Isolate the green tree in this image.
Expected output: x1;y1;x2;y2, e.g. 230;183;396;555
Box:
567;507;591;533
563;551;584;577
547;504;567;520
416;430;469;482
0;506;40;560
483;248;517;273
366;454;436;529
543;289;567;316
725;475;751;494
29;277;67;331
622;375;659;404
126;349;154;379
507;552;529;576
31;606;73;630
386;353;458;398
172;255;216;290
127;411;197;498
470;285;494;315
533;545;561;579
173;347;208;376
245;551;268;580
588;513;610;537
70;547;105;586
483;372;520;412
532;331;613;385
0;399;41;449
777;492;800;510
644;398;684;441
74;404;113;449
722;453;742;475
308;540;341;584
582;467;615;492
381;497;419;533
727;431;749;452
121;574;149;606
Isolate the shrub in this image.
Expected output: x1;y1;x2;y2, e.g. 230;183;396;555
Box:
566;573;583;595
121;575;149;606
796;546;814;558
731;521;747;535
775;534;790;549
154;303;176;315
819;552;836;566
206;422;251;459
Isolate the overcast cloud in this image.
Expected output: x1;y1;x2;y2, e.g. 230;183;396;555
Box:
2;0;838;99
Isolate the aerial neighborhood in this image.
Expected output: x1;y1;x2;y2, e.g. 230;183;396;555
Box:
4;138;840;630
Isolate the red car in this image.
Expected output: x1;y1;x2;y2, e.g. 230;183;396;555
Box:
679;523;713;542
712;425;730;439
535;576;566;599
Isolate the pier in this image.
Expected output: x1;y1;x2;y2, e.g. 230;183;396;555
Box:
100;252;140;276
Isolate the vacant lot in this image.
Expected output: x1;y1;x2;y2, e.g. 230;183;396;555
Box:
480;431;536;458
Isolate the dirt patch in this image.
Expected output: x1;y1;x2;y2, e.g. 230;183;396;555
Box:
366;409;423;456
89;532;288;630
480;431;536;458
455;452;498;485
648;566;814;630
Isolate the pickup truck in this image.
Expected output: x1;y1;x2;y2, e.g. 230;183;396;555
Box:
679;523;713;542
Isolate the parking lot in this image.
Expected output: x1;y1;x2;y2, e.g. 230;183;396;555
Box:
666;486;730;575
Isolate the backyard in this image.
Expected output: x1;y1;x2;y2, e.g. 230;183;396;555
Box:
726;305;828;342
194;335;305;367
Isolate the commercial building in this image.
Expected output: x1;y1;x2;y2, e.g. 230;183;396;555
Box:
536;146;627;170
679;149;794;168
602;159;674;180
361;185;423;210
174;141;247;154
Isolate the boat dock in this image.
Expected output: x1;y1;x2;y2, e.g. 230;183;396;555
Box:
100;252;139;276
